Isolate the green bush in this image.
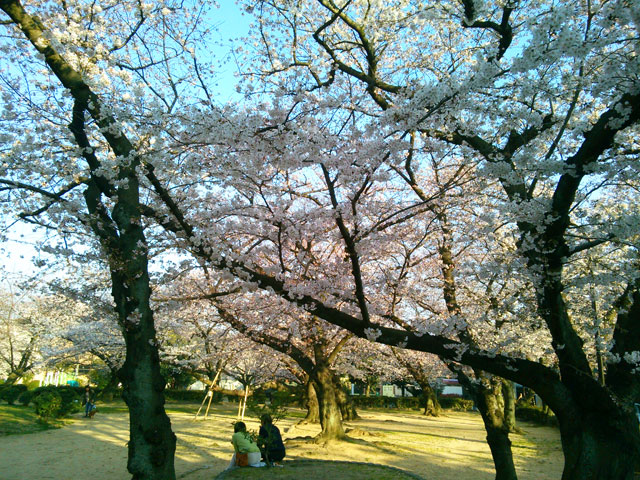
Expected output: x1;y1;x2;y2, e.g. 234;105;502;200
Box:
515;405;557;426
438;397;474;411
19;389;34;406
33;391;63;419
29;386;82;417
396;397;420;409
251;386;300;407
0;384;28;405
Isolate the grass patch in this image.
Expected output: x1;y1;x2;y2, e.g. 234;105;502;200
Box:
95;401;201;415
94;402;129;414
0;405;65;436
216;461;422;480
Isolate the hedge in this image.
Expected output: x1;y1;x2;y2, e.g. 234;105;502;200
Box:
26;386;82;418
515;405;557;426
0;384;28;405
438;397;474;411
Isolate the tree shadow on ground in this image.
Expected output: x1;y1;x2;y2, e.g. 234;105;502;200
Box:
213;459;426;480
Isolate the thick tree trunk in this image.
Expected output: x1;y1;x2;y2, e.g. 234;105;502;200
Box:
303;380;320;423
310;365;346;441
501;380;518;434
334;376;359;421
556;408;640;480
477;388;518;480
422;386;441;417
458;372;518;480
111;245;176;479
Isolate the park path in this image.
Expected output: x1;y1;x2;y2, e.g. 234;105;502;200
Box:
0;408;563;480
0;412;231;480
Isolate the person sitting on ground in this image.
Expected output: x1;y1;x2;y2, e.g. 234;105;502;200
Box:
257;413;286;466
229;421;262;468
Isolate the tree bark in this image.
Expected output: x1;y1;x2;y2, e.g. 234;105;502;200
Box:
502;380;518;434
457;371;518;480
334;376;359;421
303;379;320;423
556;407;639;480
422;385;441;417
310;364;346;441
111;254;175;478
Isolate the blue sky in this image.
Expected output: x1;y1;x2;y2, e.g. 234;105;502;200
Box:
1;1;254;277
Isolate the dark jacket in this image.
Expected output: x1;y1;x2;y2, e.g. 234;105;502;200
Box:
258;424;286;462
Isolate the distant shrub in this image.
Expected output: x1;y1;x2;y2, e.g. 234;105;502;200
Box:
251;385;299;407
33;391;63;419
0;384;28;405
29;386;82;418
515;405;557;426
439;397;474;411
350;395;420;409
396;397;420;409
19;389;34;406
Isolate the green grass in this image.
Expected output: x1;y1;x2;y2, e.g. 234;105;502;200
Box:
0;399;208;436
94;402;129;414
84;400;206;416
0;404;65;435
216;461;422;480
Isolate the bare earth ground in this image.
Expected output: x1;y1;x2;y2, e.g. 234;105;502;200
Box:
0;404;563;480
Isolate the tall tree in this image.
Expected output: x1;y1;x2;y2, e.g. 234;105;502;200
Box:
220;2;640;478
0;1;180;477
0;286;44;384
214;297;356;442
2;1;639;479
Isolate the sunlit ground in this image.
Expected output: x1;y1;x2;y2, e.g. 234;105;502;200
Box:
0;403;563;480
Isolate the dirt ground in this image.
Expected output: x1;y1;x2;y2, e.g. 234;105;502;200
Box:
0;405;564;480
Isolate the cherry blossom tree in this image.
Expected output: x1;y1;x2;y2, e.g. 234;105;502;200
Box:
0;0;204;476
40;271;126;396
212;291;358;441
153;289;241;388
1;1;639;479
390;349;447;417
214;2;639;478
0;284;45;383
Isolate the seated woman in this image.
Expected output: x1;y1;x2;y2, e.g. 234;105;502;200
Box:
257;414;286;465
230;421;262;467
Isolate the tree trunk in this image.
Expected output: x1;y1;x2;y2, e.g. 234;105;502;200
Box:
303;380;320;423
112;254;176;480
310;365;346;441
422;385;441;417
457;371;518;480
477;387;518;480
99;370;121;402
556;407;640;480
501;380;518;434
334;376;359;421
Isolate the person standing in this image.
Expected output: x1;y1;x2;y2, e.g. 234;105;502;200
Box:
82;386;96;418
